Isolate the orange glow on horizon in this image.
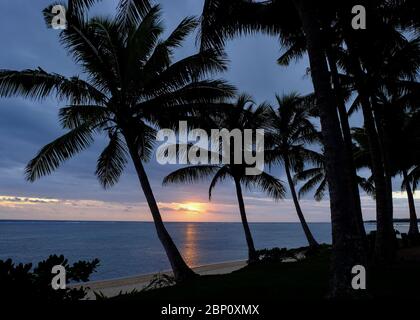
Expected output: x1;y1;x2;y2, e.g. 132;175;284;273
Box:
178;202;206;214
158;201;215;221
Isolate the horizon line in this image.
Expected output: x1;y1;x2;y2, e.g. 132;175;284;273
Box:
0;218;334;224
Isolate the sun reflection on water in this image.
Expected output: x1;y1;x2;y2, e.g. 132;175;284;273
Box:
182;223;199;267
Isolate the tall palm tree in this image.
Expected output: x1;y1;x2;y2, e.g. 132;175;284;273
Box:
163;95;286;263
199;0;367;297
276;11;368;242
382;106;420;236
0;1;236;281
264;93;319;248
342;30;420;260
352;100;420;239
279;0;420;263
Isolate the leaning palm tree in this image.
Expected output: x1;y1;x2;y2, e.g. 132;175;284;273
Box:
0;2;236;281
264;93;319;248
402;167;420;236
163;95;286;263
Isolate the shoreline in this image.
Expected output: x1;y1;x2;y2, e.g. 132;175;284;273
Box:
70;260;247;299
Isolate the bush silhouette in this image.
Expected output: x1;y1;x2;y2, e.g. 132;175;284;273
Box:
0;255;99;301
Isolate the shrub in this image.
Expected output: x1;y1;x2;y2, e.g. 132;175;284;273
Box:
256;245;331;264
0;255;99;301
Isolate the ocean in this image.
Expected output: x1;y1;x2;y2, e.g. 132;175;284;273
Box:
0;220;410;281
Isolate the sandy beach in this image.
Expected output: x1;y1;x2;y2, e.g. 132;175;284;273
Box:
71;260;247;299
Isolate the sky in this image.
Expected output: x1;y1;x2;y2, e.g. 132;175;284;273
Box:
0;0;417;222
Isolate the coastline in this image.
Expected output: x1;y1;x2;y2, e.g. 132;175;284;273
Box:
70;260;247;299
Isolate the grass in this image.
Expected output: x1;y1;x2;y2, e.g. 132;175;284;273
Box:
114;249;420;301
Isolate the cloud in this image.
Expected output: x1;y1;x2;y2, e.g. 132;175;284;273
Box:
392;191;420;200
0;195;60;205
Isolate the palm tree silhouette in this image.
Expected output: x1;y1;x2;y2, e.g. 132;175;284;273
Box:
199;0;368;296
163;95;286;263
295;148;375;206
354;103;420;237
264;93;319;248
340;26;420;262
0;1;235;281
402;168;420;236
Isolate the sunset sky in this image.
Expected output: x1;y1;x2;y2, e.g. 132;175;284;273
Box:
0;0;417;222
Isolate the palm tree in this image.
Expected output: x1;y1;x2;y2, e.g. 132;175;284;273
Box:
264;93;319;248
355;101;420;238
295;149;375;206
402;168;420;236
0;1;236;281
163;95;286;263
352;101;420;239
400;113;420;235
382;106;420;236
379;99;420;237
277;0;420;263
342;30;420;261
199;0;367;297
277;11;368;242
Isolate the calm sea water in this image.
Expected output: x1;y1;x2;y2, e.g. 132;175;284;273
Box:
0;220;410;280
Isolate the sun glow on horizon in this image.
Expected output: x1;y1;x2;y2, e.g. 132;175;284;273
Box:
157;201;212;221
175;202;207;214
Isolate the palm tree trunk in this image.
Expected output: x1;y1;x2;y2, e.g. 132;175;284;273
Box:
344;52;396;263
359;93;395;263
342;23;396;264
326;49;367;242
284;156;319;248
403;170;419;236
372;99;396;247
293;0;367;298
125;137;197;282
233;176;258;263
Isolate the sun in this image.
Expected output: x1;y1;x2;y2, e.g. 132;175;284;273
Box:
178;202;206;214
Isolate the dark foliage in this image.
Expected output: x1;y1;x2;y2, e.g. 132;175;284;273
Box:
0;255;99;301
256;245;331;264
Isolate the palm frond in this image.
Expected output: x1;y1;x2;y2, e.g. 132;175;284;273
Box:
116;0;152;33
298;173;325;200
96;132;128;189
277;34;306;66
143;16;198;74
313;178;328;201
163;165;221;185
143;48;229;96
25;124;95;182
59;105;110;129
199;0;300;50
358;175;376;197
241;172;286;200
59;14;123;93
125;5;163;72
139;79;236;117
209;166;230;200
0;69;106;103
